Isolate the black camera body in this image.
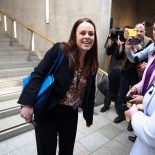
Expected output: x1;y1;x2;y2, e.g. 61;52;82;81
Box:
125;96;135;102
109;28;125;42
110;28;124;35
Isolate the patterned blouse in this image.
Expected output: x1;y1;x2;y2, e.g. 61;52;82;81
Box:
60;70;87;108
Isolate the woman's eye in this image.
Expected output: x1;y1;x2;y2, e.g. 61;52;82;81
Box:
89;33;94;36
80;32;85;35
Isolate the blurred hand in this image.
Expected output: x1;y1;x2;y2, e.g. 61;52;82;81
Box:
136;104;144;111
128;95;143;104
117;36;125;53
117;35;125;44
127;86;137;96
137;62;147;72
133;44;142;51
125;104;139;120
20;106;34;123
125;38;136;52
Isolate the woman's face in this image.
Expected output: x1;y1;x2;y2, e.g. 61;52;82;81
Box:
76;22;95;54
153;23;155;41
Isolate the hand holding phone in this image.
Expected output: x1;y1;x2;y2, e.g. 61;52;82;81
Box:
128;37;140;45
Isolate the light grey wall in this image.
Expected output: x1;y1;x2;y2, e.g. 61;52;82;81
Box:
0;0;112;70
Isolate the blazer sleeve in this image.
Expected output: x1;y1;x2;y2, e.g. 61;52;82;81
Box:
132;111;155;148
17;42;61;107
82;74;96;125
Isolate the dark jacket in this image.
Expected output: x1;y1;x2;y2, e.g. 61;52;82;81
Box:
106;41;124;71
18;42;96;125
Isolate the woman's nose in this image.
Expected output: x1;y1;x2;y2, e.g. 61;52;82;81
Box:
85;33;89;38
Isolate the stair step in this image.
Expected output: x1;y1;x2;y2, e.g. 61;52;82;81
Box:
0;45;25;50
0;114;26;131
0;30;36;142
0;41;19;46
0;114;34;142
0;60;38;69
0;50;29;55
0;86;21;95
0;98;19;111
0;106;20;119
0;92;21;102
0;55;38;61
0;34;9;38
0;76;24;88
0;67;34;78
0;37;10;41
0;86;21;102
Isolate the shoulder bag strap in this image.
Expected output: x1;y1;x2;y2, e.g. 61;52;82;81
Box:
47;44;64;75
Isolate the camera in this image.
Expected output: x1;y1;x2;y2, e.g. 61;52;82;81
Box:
110;28;124;35
109;28;125;41
125;96;135;102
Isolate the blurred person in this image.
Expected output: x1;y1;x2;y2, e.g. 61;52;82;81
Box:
99;27;127;113
126;55;155;142
126;22;155;64
126;23;153;72
113;25;140;123
125;23;155;142
125;84;155;155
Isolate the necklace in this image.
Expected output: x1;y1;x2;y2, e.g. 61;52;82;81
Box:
76;67;83;93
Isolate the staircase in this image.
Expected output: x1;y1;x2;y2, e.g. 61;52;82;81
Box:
0;29;40;142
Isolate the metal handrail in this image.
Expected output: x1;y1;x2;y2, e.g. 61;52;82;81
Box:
95;68;108;97
0;11;55;45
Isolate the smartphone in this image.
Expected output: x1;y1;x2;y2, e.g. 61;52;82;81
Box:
128;29;137;37
128;37;140;45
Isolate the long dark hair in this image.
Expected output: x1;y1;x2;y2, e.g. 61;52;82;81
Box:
62;18;99;77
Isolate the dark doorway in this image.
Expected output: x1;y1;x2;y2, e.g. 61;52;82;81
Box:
111;0;155;38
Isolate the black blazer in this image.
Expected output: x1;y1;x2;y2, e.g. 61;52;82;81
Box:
18;42;96;125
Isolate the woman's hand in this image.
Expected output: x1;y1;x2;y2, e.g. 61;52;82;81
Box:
133;44;142;51
137;62;147;72
117;36;125;53
129;95;143;104
20;106;34;123
127;86;137;96
125;39;135;52
125;36;139;53
125;104;139;120
136;104;144;111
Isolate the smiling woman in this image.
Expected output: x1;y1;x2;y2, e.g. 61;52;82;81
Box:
18;18;99;155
